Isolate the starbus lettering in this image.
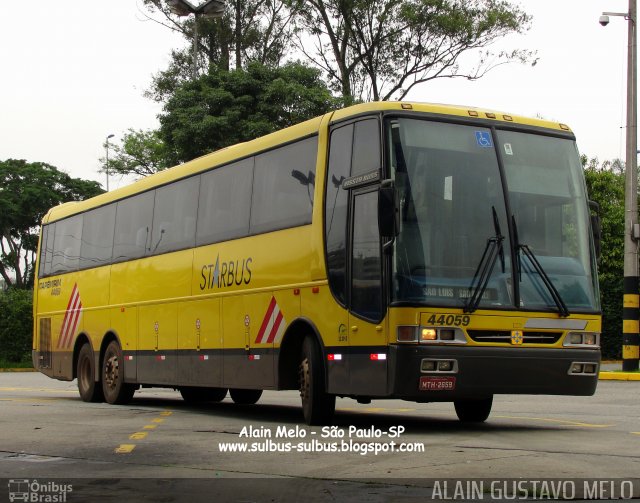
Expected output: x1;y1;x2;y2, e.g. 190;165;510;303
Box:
200;255;252;290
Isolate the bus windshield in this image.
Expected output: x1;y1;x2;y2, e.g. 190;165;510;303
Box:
388;117;600;313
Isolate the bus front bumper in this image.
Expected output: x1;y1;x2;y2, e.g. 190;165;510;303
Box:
388;345;600;401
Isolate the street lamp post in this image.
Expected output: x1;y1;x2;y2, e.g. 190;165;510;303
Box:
601;0;640;371
167;0;225;79
105;134;114;192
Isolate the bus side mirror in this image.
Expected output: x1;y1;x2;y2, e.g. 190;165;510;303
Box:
588;200;601;260
378;180;398;238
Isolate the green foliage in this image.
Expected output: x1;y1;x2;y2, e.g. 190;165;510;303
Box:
0;160;104;288
144;0;298;102
583;156;625;359
289;0;534;102
103;129;174;178
0;288;33;364
159;62;342;163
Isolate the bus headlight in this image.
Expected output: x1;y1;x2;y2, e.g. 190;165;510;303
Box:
564;332;600;348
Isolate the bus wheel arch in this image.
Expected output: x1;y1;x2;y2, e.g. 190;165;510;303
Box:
278;318;325;390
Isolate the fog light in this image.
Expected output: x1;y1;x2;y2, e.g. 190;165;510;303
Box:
421;328;437;341
422;360;437;371
571;363;584;374
583;364;596;374
438;360;453;371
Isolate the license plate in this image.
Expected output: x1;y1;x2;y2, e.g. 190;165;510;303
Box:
419;376;456;391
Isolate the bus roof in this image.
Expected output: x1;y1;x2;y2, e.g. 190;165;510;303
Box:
43;101;573;224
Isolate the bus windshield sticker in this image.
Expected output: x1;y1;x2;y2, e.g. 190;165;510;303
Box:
504;143;514;155
342;169;380;189
475;131;493;148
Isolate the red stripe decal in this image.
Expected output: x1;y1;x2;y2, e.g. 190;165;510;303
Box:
255;297;277;344
266;310;284;344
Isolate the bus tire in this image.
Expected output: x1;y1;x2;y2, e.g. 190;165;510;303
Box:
229;388;262;405
454;396;493;423
299;336;335;425
180;387;227;403
77;343;104;403
102;340;135;405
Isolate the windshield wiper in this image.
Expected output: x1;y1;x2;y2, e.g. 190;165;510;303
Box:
464;207;505;313
512;216;570;318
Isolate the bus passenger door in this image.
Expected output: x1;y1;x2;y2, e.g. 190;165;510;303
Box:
348;188;388;396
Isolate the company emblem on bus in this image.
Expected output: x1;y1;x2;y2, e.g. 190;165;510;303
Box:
511;330;524;345
200;254;252;291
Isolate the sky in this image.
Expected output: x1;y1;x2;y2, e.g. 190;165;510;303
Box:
0;0;634;190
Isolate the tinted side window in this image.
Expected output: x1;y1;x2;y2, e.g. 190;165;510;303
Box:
197;158;253;245
80;204;116;269
250;137;318;234
38;225;50;278
43;223;55;277
113;191;155;262
51;215;83;274
151;177;199;254
351;191;382;320
325;124;353;305
351;119;380;176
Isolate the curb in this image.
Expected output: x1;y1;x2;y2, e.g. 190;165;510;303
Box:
0;368;36;372
599;371;640;381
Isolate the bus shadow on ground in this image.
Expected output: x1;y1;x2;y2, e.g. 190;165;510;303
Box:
123;394;570;434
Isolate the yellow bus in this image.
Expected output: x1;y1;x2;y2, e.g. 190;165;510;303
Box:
32;102;601;425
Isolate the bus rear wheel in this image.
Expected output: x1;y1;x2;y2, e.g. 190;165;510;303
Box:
180;387;227;403
299;336;335;425
77;343;104;403
454;396;493;423
229;388;262;405
102;340;135;405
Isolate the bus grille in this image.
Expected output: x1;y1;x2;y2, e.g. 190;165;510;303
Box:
39;318;52;369
467;330;562;344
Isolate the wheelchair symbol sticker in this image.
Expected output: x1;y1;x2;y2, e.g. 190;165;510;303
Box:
475;131;493;148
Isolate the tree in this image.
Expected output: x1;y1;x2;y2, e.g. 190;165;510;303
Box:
288;0;534;102
0;289;32;364
583;155;625;359
159;61;342;163
143;0;298;102
0;160;104;288
103;129;174;178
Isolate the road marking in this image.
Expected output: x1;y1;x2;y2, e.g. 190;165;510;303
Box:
631;432;640;436
114;444;136;454
115;409;173;454
494;415;612;428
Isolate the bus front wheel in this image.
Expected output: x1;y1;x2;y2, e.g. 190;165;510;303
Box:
77;343;104;402
299;336;335;425
454;396;493;423
102;340;135;405
229;388;262;405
